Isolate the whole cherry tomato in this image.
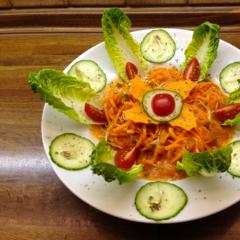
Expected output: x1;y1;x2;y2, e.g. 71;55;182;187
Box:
151;93;175;117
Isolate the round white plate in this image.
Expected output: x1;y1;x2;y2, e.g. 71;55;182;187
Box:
42;29;240;223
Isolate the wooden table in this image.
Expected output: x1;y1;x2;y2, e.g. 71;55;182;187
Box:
0;7;240;240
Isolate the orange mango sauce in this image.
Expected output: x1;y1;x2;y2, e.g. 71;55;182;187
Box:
89;125;106;140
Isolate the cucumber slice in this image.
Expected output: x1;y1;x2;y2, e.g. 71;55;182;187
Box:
142;89;183;122
220;62;240;93
68;60;106;92
49;133;94;170
228;141;240;177
135;182;187;221
140;29;176;63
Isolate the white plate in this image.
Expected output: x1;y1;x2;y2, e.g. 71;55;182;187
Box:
41;29;240;223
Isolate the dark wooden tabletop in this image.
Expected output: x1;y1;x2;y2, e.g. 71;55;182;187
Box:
0;6;240;240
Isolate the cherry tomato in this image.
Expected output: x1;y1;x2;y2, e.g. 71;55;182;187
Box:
84;103;107;123
126;62;138;80
114;145;137;170
151;93;175;117
213;103;240;122
183;57;200;82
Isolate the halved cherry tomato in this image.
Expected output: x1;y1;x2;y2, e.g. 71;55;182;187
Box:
183;57;200;82
213;103;240;122
151;93;175;117
126;62;138;80
114;145;137;170
84;103;107;123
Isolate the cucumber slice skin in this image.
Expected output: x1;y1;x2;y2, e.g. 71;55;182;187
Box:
135;182;188;221
140;29;176;64
142;89;183;122
68;60;107;92
49;133;94;170
228;140;240;177
220;62;240;93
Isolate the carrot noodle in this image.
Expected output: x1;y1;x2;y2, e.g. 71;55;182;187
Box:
147;66;183;84
92;67;235;181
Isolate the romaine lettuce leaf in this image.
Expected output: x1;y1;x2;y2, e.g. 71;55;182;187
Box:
102;8;148;81
223;113;240;126
182;22;220;81
91;140;143;184
28;69;96;124
176;145;232;176
228;88;240;104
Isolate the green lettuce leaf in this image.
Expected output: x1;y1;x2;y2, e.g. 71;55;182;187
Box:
91;140;143;184
102;8;148;81
176;145;232;176
223;114;240;126
182;21;220;81
28;69;96;124
228;88;240;104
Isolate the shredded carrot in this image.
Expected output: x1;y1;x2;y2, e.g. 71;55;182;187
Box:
91;67;235;181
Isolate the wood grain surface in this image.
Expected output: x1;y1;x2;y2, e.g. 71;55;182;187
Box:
126;0;186;5
0;7;240;240
0;6;240;35
1;0;240;9
0;0;10;9
189;0;240;5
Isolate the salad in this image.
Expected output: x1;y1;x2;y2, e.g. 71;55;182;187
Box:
29;8;240;221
